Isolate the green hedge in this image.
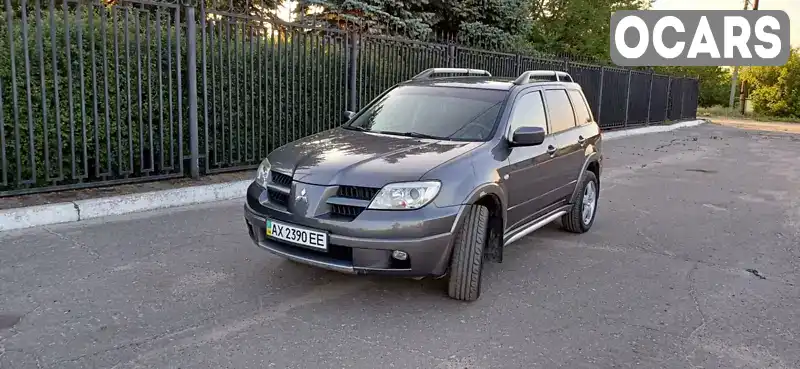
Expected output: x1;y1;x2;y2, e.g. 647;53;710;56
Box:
200;23;349;170
1;5;187;189
0;5;351;191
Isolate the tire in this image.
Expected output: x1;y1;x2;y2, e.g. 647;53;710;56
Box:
447;204;489;302
562;170;599;234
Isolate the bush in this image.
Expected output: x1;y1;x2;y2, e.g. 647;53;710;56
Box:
0;5;186;189
0;5;350;191
740;48;800;118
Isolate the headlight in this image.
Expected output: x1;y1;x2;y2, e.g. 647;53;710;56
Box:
367;181;441;210
255;158;271;187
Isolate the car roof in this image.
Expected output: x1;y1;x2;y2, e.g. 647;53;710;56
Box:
401;77;516;90
399;76;583;92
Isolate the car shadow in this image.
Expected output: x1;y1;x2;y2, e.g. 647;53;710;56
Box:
245;222;570;305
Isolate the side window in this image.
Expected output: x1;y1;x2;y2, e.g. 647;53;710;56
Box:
543;89;577;133
568;89;593;125
508;91;548;134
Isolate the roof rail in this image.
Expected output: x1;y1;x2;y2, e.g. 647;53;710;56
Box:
411;68;492;80
513;70;574;85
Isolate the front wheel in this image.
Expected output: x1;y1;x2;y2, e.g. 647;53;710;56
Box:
447;204;489;302
562;171;599;233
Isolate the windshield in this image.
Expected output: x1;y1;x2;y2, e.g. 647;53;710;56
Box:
344;85;507;141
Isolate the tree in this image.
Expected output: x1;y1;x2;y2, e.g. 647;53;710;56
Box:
301;0;436;38
300;0;531;49
525;0;652;59
429;0;531;49
740;48;800;117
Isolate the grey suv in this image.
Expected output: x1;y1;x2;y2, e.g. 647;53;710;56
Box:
244;68;603;301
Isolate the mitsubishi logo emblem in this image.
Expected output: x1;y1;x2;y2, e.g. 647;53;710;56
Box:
295;188;307;202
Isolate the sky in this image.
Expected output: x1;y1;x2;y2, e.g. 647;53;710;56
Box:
651;0;799;46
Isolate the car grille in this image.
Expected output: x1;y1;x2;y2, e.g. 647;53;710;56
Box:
337;185;380;201
329;185;380;220
330;204;365;219
271;171;292;187
267;188;288;206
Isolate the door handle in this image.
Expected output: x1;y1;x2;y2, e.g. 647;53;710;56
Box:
578;135;586;145
546;145;557;156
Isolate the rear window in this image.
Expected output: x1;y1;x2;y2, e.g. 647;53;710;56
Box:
567;89;593;125
544;89;577;133
345;86;507;141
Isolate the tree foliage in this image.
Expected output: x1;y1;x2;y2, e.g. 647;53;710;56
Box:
740;48;800;118
301;0;436;38
655;66;731;108
302;0;531;49
525;0;652;59
431;0;531;49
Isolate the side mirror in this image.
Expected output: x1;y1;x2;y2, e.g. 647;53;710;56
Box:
342;110;355;123
509;126;546;147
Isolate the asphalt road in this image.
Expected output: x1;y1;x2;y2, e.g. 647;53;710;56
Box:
1;123;799;369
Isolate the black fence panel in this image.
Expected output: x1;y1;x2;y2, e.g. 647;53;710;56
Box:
648;75;670;123
599;68;630;129
0;0;188;196
626;71;651;126
568;63;602;119
200;12;352;174
519;56;565;73
455;48;517;78
682;79;699;119
0;0;701;196
356;36;447;110
667;78;683;121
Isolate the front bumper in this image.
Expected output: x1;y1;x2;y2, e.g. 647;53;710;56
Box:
243;185;467;277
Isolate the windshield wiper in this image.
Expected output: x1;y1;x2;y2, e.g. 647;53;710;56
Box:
342;125;369;131
374;130;442;140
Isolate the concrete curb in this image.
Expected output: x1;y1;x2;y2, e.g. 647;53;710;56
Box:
601;119;707;141
0;119;708;232
1;180;251;232
0;202;80;232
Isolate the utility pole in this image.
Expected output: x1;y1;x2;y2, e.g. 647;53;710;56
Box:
729;0;751;109
739;0;759;114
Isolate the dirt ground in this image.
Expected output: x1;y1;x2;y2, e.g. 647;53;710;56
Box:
709;117;800;134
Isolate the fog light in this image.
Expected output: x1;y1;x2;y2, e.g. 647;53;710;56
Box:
392;250;408;261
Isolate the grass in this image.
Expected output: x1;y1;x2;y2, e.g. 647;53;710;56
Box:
698;105;800;123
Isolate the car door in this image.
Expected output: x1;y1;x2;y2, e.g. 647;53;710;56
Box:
543;88;583;201
562;88;599;183
503;89;565;231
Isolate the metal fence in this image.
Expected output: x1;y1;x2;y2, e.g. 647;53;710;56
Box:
0;0;699;196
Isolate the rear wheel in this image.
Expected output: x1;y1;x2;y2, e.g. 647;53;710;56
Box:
447;204;489;302
562;170;599;233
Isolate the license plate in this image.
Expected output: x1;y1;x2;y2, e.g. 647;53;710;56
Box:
265;219;328;251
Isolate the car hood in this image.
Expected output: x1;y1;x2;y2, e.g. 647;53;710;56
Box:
267;128;480;188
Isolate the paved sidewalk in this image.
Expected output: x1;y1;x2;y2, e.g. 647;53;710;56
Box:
0;171;254;211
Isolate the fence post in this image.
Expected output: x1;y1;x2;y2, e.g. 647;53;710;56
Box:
515;54;521;76
186;5;200;179
664;76;672;121
679;79;685;119
348;32;359;111
596;66;605;125
646;69;654;125
448;44;456;68
563;57;569;72
624;69;632;128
